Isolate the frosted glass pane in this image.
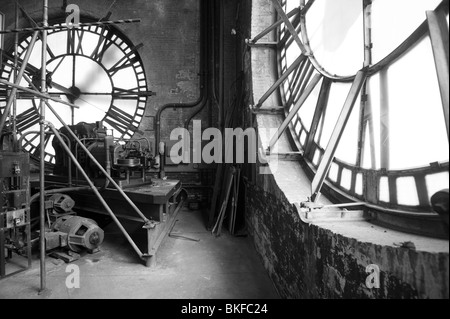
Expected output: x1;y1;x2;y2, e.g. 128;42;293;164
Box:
355;173;363;195
313;149;321;166
304;0;363;76
319;82;352;147
328;162;339;182
386;37;449;169
372;0;442;63
379;176;389;202
341;168;352;190
298;76;323;131
397;177;420;206
426;172;450;200
319;82;361;165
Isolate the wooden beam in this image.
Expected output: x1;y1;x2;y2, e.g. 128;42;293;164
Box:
427;9;449;141
311;70;367;202
268;73;322;152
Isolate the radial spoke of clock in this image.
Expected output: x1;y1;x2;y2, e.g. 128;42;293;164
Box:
50;55;67;75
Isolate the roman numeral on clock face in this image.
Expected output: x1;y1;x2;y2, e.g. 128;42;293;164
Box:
104;105;144;137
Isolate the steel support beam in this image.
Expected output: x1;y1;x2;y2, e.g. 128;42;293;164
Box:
256;55;305;108
271;0;308;54
304;77;331;159
311;70;367;202
0;32;39;133
427;9;449;141
268;73;322;152
249;7;300;44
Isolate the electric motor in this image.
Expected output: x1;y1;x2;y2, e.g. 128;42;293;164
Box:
52;216;104;252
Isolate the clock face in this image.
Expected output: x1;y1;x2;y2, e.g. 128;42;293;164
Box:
0;18;150;165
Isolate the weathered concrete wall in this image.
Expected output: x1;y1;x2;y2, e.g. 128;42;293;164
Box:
245;175;449;299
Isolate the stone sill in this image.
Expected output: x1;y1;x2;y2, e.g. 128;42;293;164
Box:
265;154;449;255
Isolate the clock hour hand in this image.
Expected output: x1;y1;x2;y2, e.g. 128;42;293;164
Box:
50;81;81;104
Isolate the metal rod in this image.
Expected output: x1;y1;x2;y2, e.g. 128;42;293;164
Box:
427;9;449;141
0;79;80;109
285;59;307;107
250;7;300;44
43;102;150;223
268;74;322;152
379;69;390;170
304;78;331;159
0;19;142;34
47;124;145;259
256;55;305;108
12;3;20;151
0;32;39;134
272;0;307;54
311;70;367;202
39;0;49;295
310;202;367;210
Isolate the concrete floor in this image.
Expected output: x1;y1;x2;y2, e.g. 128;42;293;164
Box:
0;208;279;299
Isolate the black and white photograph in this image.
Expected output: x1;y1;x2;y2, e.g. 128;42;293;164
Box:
0;0;448;306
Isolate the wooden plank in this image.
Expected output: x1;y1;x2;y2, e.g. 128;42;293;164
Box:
311;70;367;202
268;73;322;152
427;9;449;140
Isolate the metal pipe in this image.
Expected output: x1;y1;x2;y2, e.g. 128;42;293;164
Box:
155;0;208;149
39;0;49;295
0;19;142;34
0;31;39;134
184;0;210;129
250;7;300;44
47;124;145;259
12;3;19;151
